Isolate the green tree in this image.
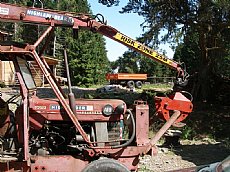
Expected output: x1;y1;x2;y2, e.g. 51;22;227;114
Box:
68;30;109;86
98;0;119;7
45;0;109;87
116;51;139;73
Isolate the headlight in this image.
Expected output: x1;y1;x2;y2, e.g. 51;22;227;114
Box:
114;104;125;114
102;104;114;116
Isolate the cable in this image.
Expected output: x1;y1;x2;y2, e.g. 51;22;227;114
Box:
93;14;106;25
181;90;193;102
111;109;135;149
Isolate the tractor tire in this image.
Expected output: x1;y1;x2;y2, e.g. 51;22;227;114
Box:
135;81;143;89
82;158;130;172
127;80;135;88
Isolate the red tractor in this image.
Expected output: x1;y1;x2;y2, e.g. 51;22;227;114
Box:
0;2;193;171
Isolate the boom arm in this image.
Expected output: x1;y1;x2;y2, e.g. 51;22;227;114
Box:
0;2;189;88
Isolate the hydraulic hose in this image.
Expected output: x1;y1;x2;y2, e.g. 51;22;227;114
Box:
112;109;135;149
181;90;193;101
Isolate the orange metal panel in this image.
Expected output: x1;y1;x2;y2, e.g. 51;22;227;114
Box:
106;73;147;81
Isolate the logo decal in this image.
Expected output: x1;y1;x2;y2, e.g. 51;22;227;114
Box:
35;106;46;110
76;105;93;111
50;105;60;110
27;9;73;24
0;7;9;15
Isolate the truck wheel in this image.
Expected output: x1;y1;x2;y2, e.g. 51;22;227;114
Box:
135;81;143;89
82;158;130;172
127;80;135;88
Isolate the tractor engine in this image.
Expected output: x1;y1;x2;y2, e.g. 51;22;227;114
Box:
28;120;86;156
2;96;126;157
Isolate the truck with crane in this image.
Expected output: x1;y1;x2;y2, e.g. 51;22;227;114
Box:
0;2;193;171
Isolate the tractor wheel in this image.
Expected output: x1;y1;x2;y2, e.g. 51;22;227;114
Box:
82;158;130;172
135;81;143;89
127;80;135;88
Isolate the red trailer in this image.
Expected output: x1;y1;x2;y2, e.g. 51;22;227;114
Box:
106;73;147;88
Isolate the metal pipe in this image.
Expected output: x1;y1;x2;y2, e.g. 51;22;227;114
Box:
38;27;55;57
64;47;76;115
41;57;67;99
144;110;181;154
13;59;29;162
33;26;53;49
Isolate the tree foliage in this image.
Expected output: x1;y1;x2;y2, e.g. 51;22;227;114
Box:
49;0;109;87
114;51;139;73
112;48;172;78
67;31;109;86
98;0;120;7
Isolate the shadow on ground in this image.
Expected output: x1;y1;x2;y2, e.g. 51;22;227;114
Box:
172;142;230;166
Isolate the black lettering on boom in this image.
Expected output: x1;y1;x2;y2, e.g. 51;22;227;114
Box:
120;35;135;46
120;35;126;42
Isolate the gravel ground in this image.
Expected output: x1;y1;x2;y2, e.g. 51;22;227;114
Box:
138;139;230;172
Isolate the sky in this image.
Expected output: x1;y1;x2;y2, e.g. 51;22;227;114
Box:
88;1;174;62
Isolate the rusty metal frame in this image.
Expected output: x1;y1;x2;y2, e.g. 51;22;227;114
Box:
12;58;30;162
30;27;92;145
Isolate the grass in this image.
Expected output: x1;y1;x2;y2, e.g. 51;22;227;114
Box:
142;83;173;90
80;83;173;90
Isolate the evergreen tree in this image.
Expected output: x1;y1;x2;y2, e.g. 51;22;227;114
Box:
116;51;139;73
48;0;109;87
67;30;109;86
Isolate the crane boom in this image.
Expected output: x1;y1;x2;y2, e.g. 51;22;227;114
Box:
0;2;189;87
